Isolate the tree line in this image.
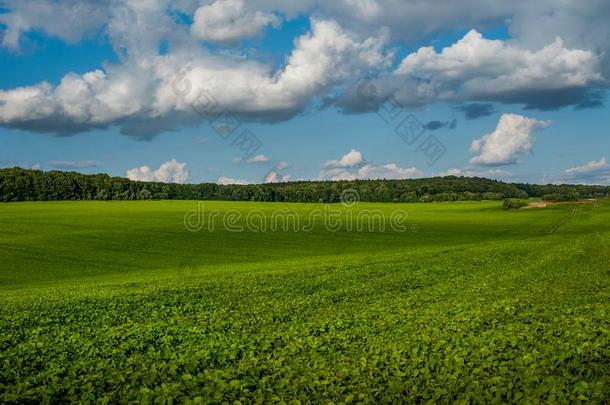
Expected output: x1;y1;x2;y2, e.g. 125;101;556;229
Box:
1;167;608;203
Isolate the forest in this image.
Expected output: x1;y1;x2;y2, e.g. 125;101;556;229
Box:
1;167;608;203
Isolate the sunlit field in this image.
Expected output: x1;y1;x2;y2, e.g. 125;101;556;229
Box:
1;200;609;402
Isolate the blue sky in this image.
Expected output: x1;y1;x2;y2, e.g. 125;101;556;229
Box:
1;1;609;185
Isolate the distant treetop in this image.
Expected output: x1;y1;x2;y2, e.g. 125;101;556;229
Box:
0;167;608;203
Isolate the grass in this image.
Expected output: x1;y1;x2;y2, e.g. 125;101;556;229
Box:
1;200;609;403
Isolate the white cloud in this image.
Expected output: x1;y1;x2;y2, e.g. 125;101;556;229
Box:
217;176;249;185
320;149;420;180
565;157;608;175
322;0;610;85
397;30;601;87
508;1;610;78
0;16;390;137
395;30;602;109
234;154;270;164
323;149;365;169
263;160;292;183
469;113;550;166
264;170;291;183
191;0;281;44
338;28;604;113
563;157;609;184
126;159;189;183
126;166;155;182
1;0;610;139
0;0;109;51
6;1;606;56
439;168;463;177
357;163;420;180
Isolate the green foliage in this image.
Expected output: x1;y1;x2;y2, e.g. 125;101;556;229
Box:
138;189;152;200
516;182;609;199
1;200;609;403
503;198;529;210
13;167;610;203
543;193;580;202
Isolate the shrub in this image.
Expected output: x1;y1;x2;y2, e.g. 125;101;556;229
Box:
543;193;579;202
503;198;528;210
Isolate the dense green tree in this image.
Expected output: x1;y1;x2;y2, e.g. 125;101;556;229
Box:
0;168;608;203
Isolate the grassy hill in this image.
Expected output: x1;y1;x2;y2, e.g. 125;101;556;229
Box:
1;199;610;402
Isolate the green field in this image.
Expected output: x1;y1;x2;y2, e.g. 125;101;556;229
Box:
1;200;609;403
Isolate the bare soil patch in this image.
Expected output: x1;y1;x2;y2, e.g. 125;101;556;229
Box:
523;201;547;209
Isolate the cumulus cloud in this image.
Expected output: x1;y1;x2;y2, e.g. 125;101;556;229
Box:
0;15;390;137
469;113;550;166
395;30;603;110
563;157;609;184
358;163;420;180
5;1;610;61
323;163;420;181
0;1;569;53
439;168;463;177
126;159;189;183
565;157;608;175
320;149;420;180
507;1;610;77
217;176;249;185
191;0;281;44
326;1;610;82
323;149;365;169
126;166;157;182
0;0;109;50
264;170;291;183
1;0;610;138
337;29;605;114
